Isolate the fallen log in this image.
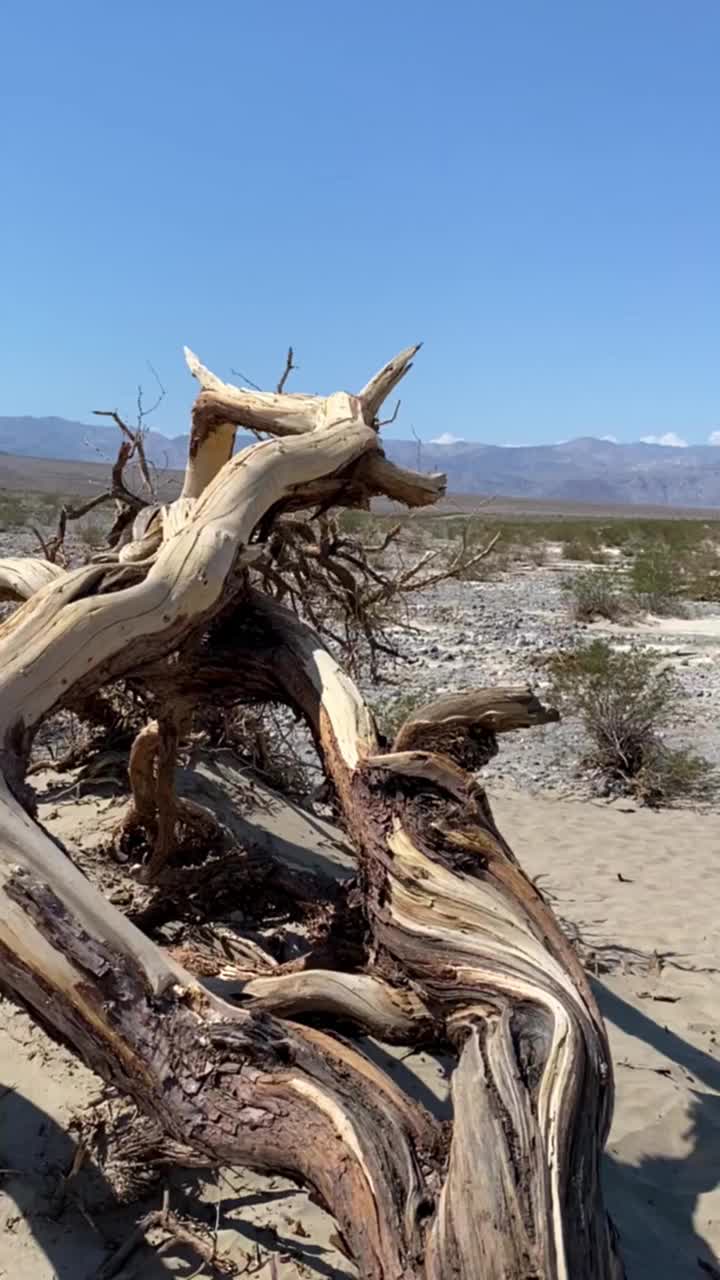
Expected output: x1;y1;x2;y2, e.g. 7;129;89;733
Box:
0;346;624;1278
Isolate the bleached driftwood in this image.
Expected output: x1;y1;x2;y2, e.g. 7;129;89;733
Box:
0;556;66;601
0;346;623;1279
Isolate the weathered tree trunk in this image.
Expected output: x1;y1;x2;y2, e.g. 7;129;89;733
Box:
0;347;624;1278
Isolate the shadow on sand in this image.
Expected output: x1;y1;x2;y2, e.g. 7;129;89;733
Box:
2;979;718;1278
597;980;720;1279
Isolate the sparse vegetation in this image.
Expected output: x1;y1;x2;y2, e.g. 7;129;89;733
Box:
683;543;720;603
635;743;719;808
630;542;682;613
563;567;631;622
561;529;605;562
562;538;601;563
337;508;373;534
0;493;31;526
528;540;548;565
0;487;87;533
547;639;717;805
373;688;429;743
334;510;720;589
78;519;106;548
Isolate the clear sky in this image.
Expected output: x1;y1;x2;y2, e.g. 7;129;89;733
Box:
2;1;719;446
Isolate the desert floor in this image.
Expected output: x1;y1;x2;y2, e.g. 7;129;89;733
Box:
2;516;720;1278
1;772;718;1279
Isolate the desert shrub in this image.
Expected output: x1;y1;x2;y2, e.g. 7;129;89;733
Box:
476;544;513;577
601;522;635;551
78;520;105;548
36;492;62;517
629;535;720;608
562;532;604;563
683;543;720;603
500;522;540;548
456;555;493;582
652;519;715;552
0;493;30;526
625;519;711;553
630;542;683;613
528;541;548;566
461;518;496;547
563;567;630;622
373;689;428;742
547;639;716;805
548;641;676;773
337;509;372;534
561;537;604;563
428;519;451;540
635;743;719;807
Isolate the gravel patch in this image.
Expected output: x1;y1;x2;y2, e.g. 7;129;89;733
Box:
360;565;720;802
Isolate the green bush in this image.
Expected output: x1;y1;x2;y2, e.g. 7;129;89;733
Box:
78;520;105;548
683;543;720;603
337;510;364;533
630;542;683;613
636;743;719;808
563;568;630;622
562;532;605;563
547;639;716;805
373;689;428;743
528;541;548;566
0;493;30;526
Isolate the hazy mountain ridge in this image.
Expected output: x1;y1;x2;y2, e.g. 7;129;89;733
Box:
3;416;720;507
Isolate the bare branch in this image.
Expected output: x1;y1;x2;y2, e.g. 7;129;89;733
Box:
276;345;298;394
93;408;154;496
377;398;401;427
233;969;433;1041
358;343;421;422
93;407;137;445
29;524;51;561
391;686;561;754
356;454;446;507
185;345;326;441
229;367;263;391
138;361;166;421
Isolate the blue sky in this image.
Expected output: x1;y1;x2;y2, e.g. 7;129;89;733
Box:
1;1;719;447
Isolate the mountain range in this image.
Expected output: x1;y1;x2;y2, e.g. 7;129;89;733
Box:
3;415;720;508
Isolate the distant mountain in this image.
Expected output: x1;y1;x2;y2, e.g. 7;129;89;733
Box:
388;436;720;507
3;416;720;508
0;416;193;471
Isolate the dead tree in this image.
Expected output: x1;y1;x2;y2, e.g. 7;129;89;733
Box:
0;345;624;1279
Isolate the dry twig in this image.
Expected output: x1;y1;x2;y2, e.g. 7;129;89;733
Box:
95;1186;231;1279
276;346;298;394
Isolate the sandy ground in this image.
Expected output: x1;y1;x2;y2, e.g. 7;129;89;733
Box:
493;788;720;1277
1;779;719;1279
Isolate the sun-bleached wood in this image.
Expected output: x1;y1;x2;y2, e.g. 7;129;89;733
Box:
0;556;66;602
0;346;623;1279
182;345;446;505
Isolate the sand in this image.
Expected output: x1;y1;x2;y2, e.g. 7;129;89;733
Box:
1;779;719;1278
493;788;720;1277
